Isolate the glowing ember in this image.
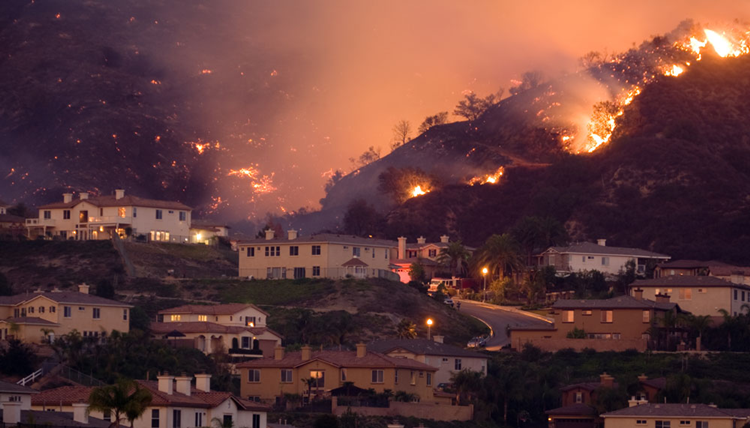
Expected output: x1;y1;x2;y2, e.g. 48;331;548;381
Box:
189;140;221;154
664;65;684;77
469;166;505;185
150;79;161;85
411;185;429;197
201;69;212;74
228;166;277;195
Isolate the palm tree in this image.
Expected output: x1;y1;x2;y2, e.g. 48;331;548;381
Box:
436;241;471;276
88;379;153;428
395;319;417;339
473;234;523;280
451;370;483;404
659;310;679;351
686;314;712;350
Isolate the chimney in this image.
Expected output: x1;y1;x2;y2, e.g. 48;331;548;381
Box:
287;230;298;240
274;345;285;361
63;193;73;203
638;374;648;382
175;375;192;396
265;229;275;240
628;397;648;408
440;235;449;244
115;189;125;200
417;236;426;245
301;345;311;361
3;401;21;425
398;237;407;259
78;283;90;294
600;373;614;388
633;288;644;301
80;192;89;200
597;239;607;246
433;335;444;344
194;374;211;393
157;373;174;395
356;343;367;358
73;402;89;424
655;293;671;304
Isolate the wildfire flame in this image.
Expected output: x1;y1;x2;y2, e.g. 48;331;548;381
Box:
228;166;277;195
469;166;505;185
190;140;221;154
411;185;428;197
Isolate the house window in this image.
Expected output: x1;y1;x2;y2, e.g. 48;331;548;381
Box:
79;307;85;311
696;422;709;428
44;210;51;219
679;289;692;300
170;315;181;321
744;291;747;302
290;246;299;256
29;307;34;314
119;207;126;218
637;421;647;425
51;306;56;313
582;310;592;316
602;257;609;266
429;249;437;257
575;392;583;403
698;288;706;293
601;310;613;323
656;421;671;428
100;208;104;216
39;306;45;313
194;412;203;428
252;415;261;428
172;410;181;428
341;369;347;382
93;308;101;319
246;317;256;326
265;246;281;257
395;370;398;384
242;337;251;349
563;310;574;323
198;315;207;322
103;410;111;422
735;290;739;300
312;266;321;277
294;267;306;279
385;250;388;259
281;369;293;383
371;370;384;383
223;416;232;427
643;310;650;323
353;247;361;257
455;359;462;370
133;207;137;218
123;309;128;321
151;409;159;428
64;306;72;318
410;371;416;385
680;422;690;426
63;210;71;219
310;370;325;388
156;210;163;220
248;370;261;383
312;245;321;255
247;247;255;257
427;373;432;386
179;211;186;221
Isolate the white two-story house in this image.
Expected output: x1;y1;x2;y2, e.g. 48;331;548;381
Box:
537;240;670;276
26;189;192;242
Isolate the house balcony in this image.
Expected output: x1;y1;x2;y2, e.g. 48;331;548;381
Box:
26;218;55;227
228;347;263;357
88;216;133;225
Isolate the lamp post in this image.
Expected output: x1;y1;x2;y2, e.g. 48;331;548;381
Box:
427;318;433;340
482;267;488;302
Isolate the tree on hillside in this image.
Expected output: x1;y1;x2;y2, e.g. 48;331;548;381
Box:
409;262;427;283
436;241;471;277
349;146;382;170
391;120;412;150
0;272;12;296
509;71;544;96
7;203;30;218
342;199;383;237
88;379;153;428
511;216;568;266
377;166;438;205
472;234;524;280
418;111;449;134
453;91;501;121
323;170;344;195
96;278;115;300
395;319;417;339
0;339;37;376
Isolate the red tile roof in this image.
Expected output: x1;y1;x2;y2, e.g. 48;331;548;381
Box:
159;303;269;317
33;386;92;407
39;194;191;211
237;349;437;371
150;322;282;339
0;291;132;307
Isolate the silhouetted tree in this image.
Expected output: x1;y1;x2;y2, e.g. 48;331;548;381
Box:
509;71;544;95
0;339;37;376
418;111;449;134
391;120;412;150
436;241;471;277
96;278;115;299
89;379;153;428
7;203;30;218
454;92;500;121
342;199;382;237
0;272;11;296
349;146;381;170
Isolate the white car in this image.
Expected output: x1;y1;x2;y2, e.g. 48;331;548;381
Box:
444;298;454;307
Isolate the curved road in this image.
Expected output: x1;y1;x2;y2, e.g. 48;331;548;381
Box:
457;299;553;350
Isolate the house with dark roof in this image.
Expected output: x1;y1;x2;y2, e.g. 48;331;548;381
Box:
390;235;476;283
546;373;617;428
31;374;269;428
151;304;282;358
630;275;750;318
0;198;25;238
367;336;488;385
536;240;670;276
236;344;439;404
0;284;131;343
189;220;231;245
602;403;750;428
238;230;400;280
509;292;681;352
0;380;108;427
25;189;193;243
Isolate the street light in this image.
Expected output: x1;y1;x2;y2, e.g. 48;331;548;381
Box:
482;267;488;302
426;318;433;340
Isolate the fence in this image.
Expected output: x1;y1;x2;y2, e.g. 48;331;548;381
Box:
57;366;106;387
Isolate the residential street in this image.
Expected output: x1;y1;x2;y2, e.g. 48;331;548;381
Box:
457;299;553;350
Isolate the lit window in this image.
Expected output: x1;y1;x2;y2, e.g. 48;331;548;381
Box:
118;207;126;218
170;315;181;321
198;315;207;322
643;310;650;323
601;310;613;323
310;370;325;388
563;310;574;323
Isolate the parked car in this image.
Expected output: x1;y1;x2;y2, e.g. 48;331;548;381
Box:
478;336;488;347
444;298;454;307
467;337;480;348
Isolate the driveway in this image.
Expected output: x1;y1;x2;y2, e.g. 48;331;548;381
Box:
457;299;553;350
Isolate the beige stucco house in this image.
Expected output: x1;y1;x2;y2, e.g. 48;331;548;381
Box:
151;304;282;358
602;403;750;428
630;275;750;317
654;260;750;286
31;375;269;428
390;235;475;283
236;344;438;404
190;221;230;245
26;189;192;242
0;284;131;343
238;231;399;280
367;337;488;386
537;240;670;276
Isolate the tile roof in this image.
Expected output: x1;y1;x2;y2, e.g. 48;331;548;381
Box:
159;303;269;317
0;380;38;394
33;385;92;406
709;266;750;277
238;233;397;247
0;317;59;326
544;242;669;258
546;404;598;416
552;295;676;311
640;377;667;390
0;291;132;308
236;349;437;371
658;260;733;269
341;257;369;267
0;213;25;223
367;339;488;359
39;194;191;210
602;403;746;418
632;276;750;289
2;411;110;428
150;322;282;338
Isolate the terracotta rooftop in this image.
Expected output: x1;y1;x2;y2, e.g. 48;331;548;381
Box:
546;404;598;416
150;322;282;338
0;411;110;428
159;303;269;317
238;233;397;247
39;194;191;211
237;349;437;371
560;381;619;392
33;385;92;407
0;291;132;307
367;339;488;359
632;276;750;289
602;403;748;418
544;242;669;258
0;317;59;326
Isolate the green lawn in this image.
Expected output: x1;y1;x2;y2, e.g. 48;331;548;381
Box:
215;278;334;306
